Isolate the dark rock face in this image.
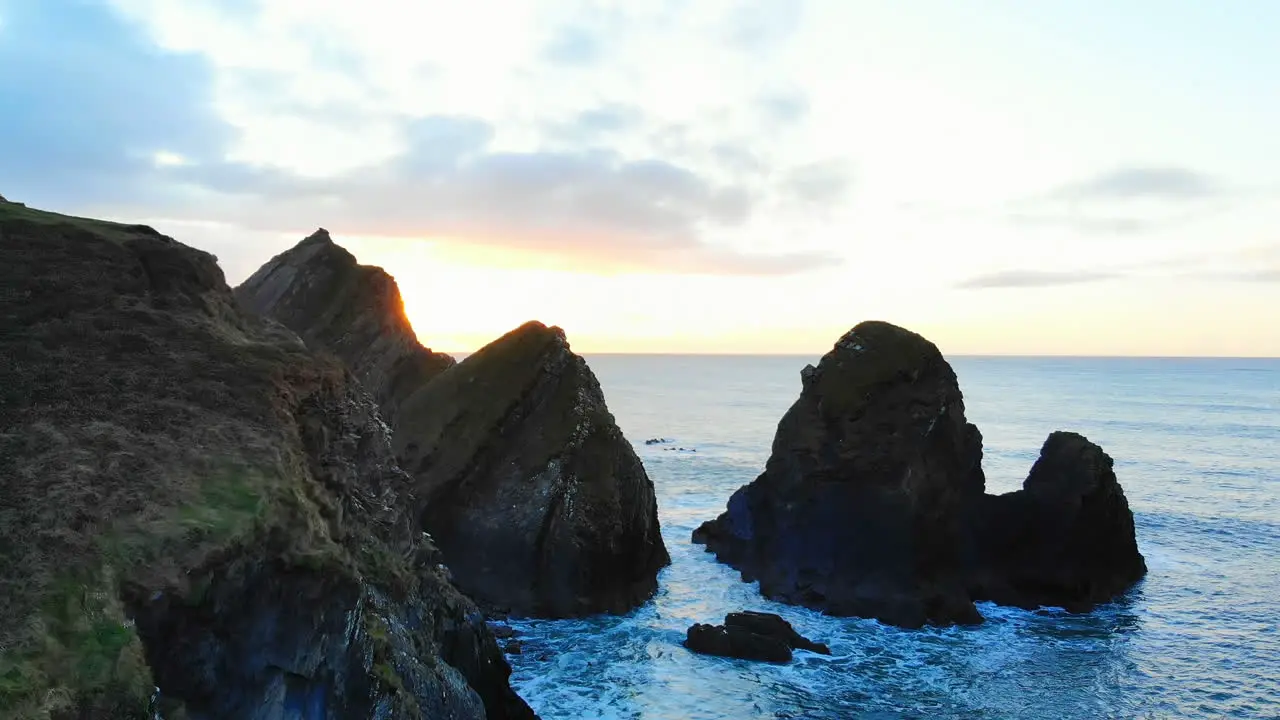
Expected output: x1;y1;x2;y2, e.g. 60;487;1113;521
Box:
239;233;669;618
693;321;986;627
685;624;792;663
970;431;1148;612
395;321;670;617
724;611;830;655
0;203;533;719
694;320;1146;628
235;229;456;428
684;611;829;663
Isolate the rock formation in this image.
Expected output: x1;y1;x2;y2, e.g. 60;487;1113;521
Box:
238;233;668;618
235;229;455;428
392;321;670;617
970;431;1148;612
684;611;829;663
694;320;1146;628
0;202;533;719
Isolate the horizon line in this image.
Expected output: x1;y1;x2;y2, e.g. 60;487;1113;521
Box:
440;351;1280;360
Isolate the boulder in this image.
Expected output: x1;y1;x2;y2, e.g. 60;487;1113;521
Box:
684;611;828;663
396;321;670;617
693;321;986;627
684;624;792;663
235;229;456;428
695;320;1146;628
0;201;533;719
724;611;830;655
970;431;1148;612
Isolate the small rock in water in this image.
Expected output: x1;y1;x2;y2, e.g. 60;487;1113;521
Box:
504;640;523;655
683;611;829;663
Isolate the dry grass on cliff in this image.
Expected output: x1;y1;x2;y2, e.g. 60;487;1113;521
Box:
0;203;343;716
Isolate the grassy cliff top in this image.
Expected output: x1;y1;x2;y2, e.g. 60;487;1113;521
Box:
0;201;391;717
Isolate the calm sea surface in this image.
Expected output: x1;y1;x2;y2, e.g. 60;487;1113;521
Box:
505;355;1280;719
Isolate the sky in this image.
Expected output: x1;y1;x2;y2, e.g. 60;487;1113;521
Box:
2;1;1278;356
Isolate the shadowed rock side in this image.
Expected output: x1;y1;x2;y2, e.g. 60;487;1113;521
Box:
396;321;670;617
235;229;455;428
971;431;1148;612
694;320;1146;628
694;321;987;627
0;200;533;719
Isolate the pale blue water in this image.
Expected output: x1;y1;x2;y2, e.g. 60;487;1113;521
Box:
506;356;1280;719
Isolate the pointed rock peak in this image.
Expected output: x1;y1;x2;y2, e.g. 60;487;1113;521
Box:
301;227;332;245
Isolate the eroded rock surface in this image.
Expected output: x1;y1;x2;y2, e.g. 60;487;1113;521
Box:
396;321;670;617
695;320;1146;628
0;203;533;719
684;611;829;663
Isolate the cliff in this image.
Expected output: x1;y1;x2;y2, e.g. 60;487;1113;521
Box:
238;234;669;618
0;200;533;719
235;229;456;428
694;321;1146;627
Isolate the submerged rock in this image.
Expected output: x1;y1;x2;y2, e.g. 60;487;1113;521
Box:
694;320;1146;628
0;202;533;719
235;229;456;428
396;321;670;617
684;611;828;663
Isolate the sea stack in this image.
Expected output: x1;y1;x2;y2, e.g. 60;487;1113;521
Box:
0;202;533;718
235;229;455;427
694;320;1146;628
238;233;669;617
693;321;986;627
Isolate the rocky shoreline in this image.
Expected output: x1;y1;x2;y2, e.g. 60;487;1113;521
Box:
0;198;1147;718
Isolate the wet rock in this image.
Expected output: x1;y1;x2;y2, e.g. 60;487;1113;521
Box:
695;320;1146;628
724;611;830;655
0;202;534;718
504;641;523;655
488;622;517;640
684;624;792;663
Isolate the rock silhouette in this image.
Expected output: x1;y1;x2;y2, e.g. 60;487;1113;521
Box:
694;320;1146;628
684;611;829;663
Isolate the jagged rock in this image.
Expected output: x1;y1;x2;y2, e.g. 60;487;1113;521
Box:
0;202;534;719
970;431;1148;612
239;234;669;618
693;321;986;628
396;321;670;617
724;611;830;655
694;320;1146;628
684;624;792;663
235;229;456;428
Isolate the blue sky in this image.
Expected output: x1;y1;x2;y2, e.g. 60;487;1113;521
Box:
1;0;1277;354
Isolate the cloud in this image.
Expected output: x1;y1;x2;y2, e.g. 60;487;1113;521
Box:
546;104;643;142
150;114;833;275
757;91;809;126
0;0;231;208
784;161;851;206
1050;167;1220;201
543;25;602;65
956;270;1119;289
725;1;804;52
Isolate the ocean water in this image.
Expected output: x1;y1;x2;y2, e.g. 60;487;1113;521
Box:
505;355;1280;719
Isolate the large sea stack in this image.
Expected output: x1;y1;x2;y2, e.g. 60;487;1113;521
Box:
0;200;534;719
694;320;1146;628
238;234;669;617
235;229;455;427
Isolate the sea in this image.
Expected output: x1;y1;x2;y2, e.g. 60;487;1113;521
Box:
502;355;1280;720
